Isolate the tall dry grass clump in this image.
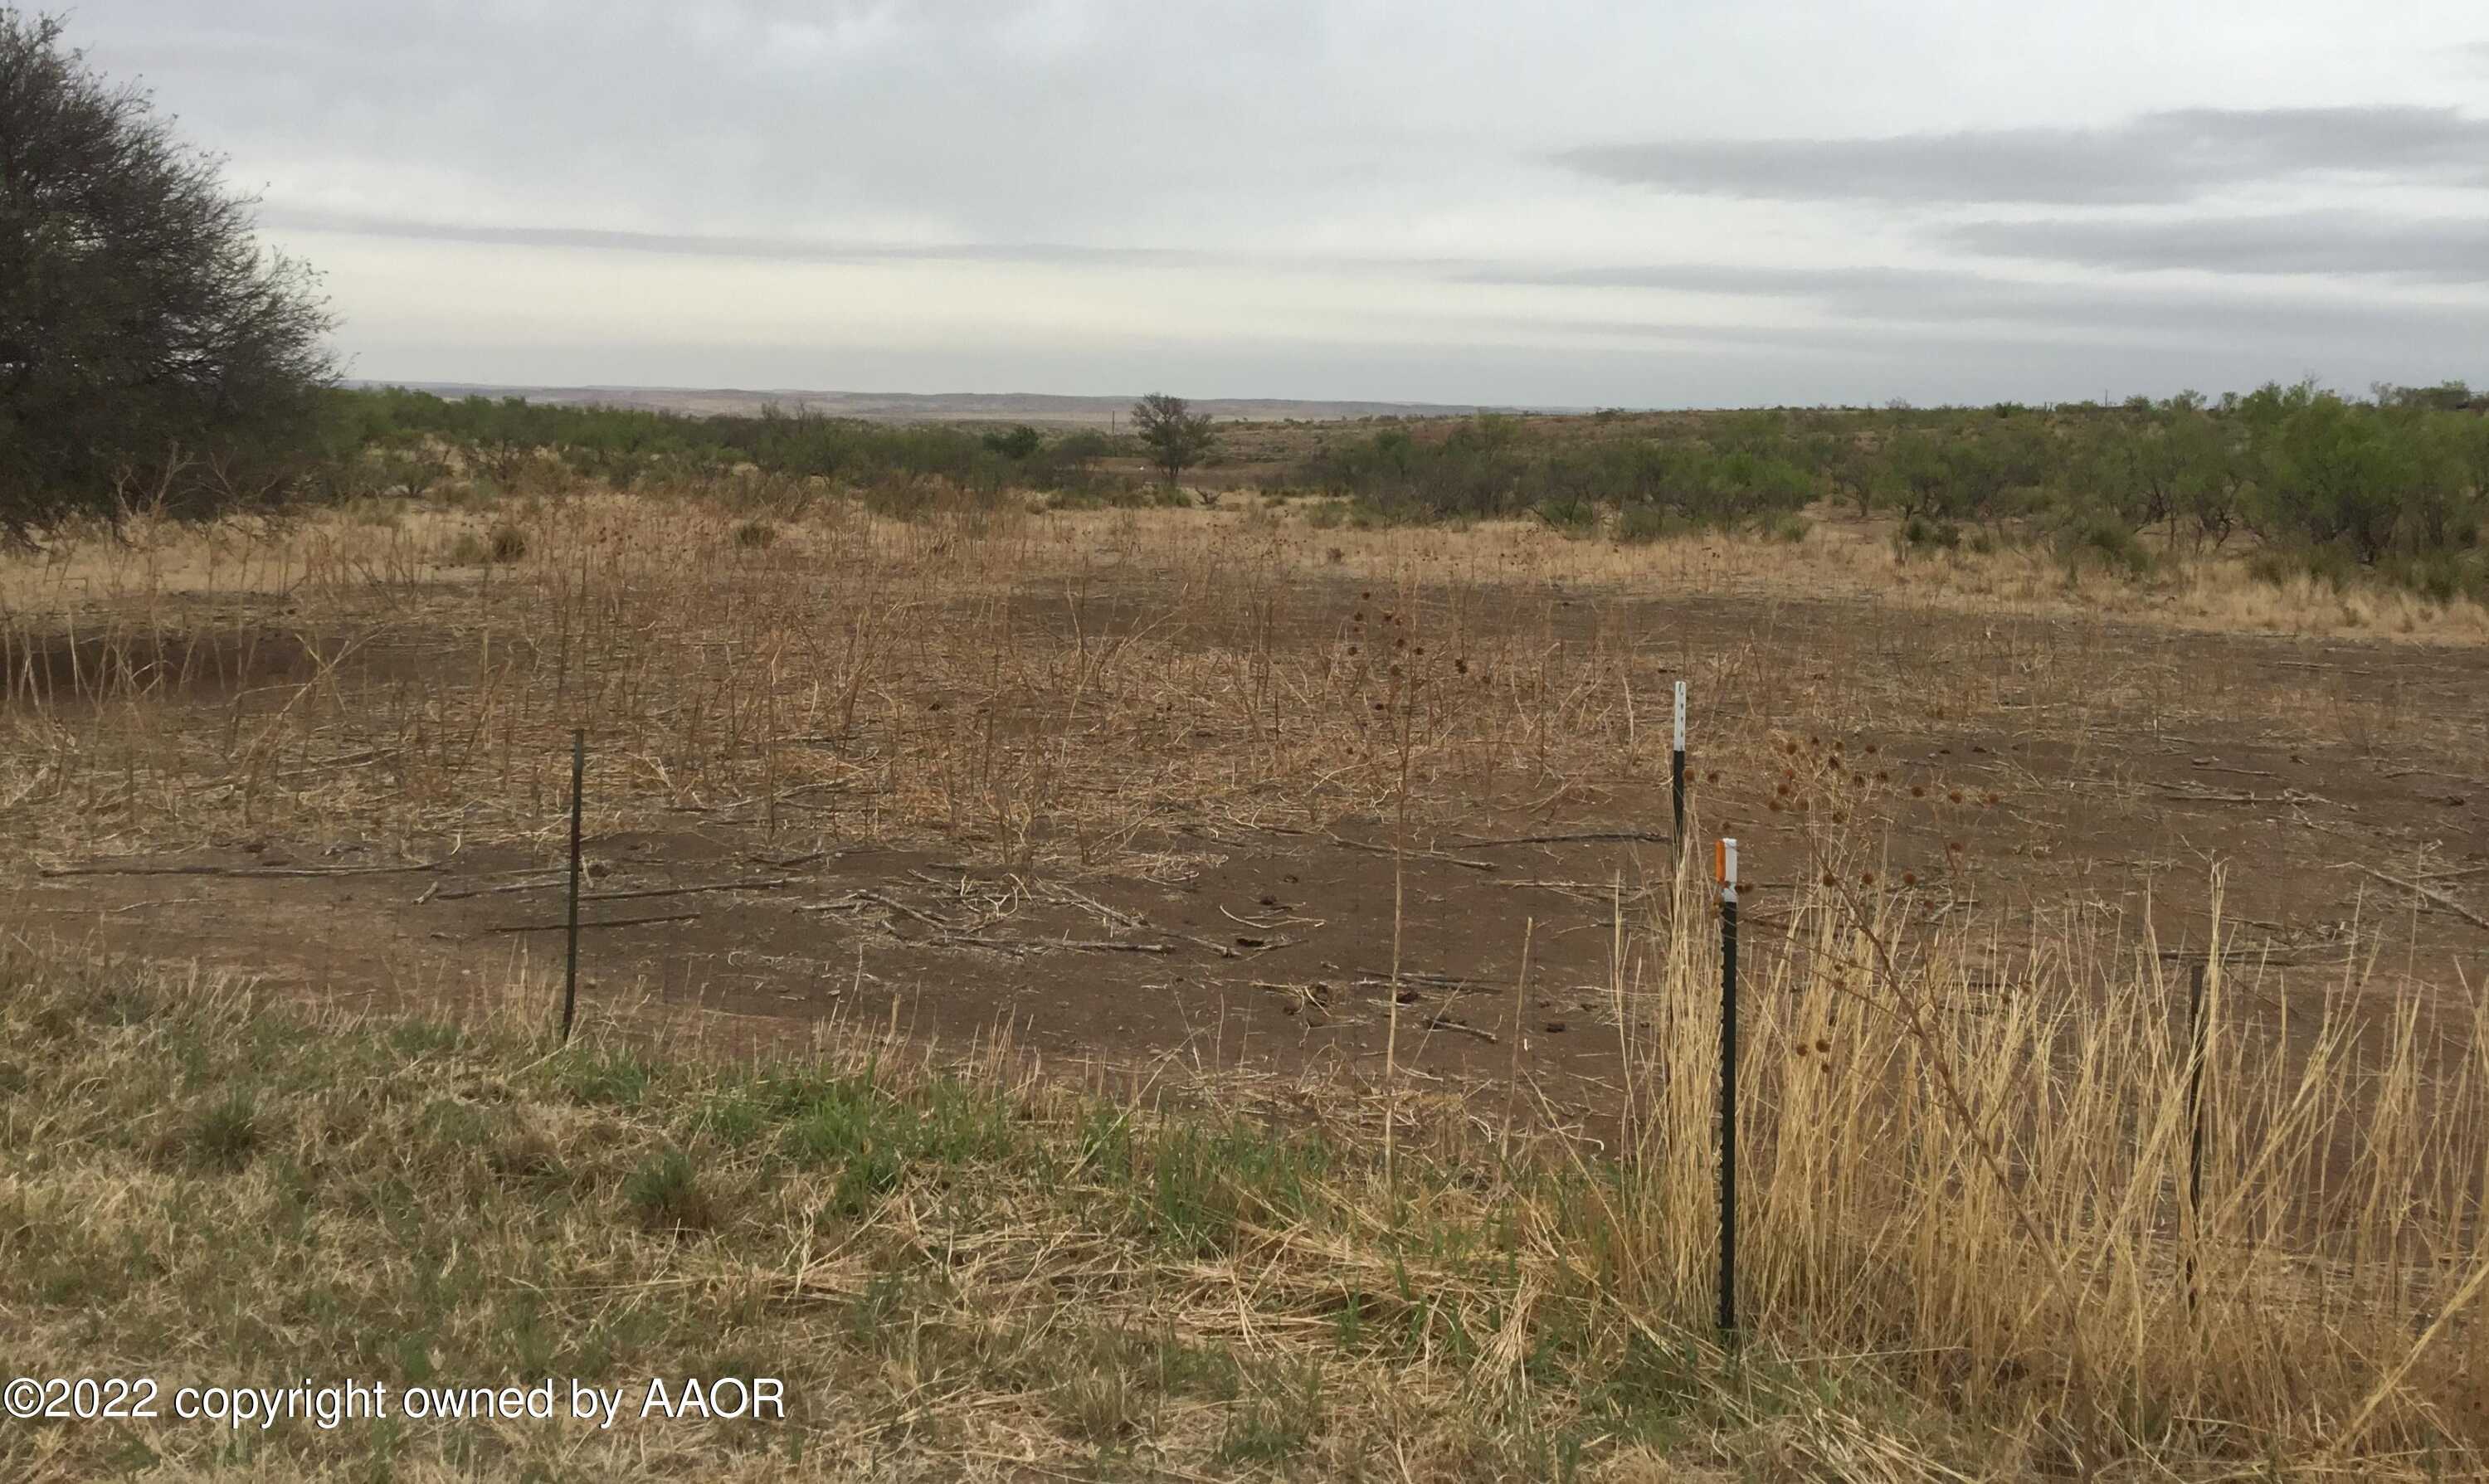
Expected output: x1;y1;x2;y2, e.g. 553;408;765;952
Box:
1586;853;2488;1463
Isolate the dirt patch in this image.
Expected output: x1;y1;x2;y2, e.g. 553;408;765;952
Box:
12;575;2483;1140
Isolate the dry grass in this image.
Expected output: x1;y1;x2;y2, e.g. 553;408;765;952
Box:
0;932;1964;1481
1621;858;2489;1467
3;480;2486;1477
2;859;2482;1479
3;490;2479;873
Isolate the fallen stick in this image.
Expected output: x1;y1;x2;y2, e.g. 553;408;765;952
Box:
1352;967;1478;990
2382;767;2486;785
1421;1010;1498;1045
1224;933;1302;954
2191;758;2278;779
580;877;792;903
2351;865;2489;933
1038;881;1148;932
933;934;1174;954
428;875;567;901
855;888;958;931
440;874;792;903
1453;830;1670;849
752;849;834;869
2147;786;2267;804
1322;833;1496;871
1497;876;1788;893
486;912;702;934
41;859;442;879
2155;944;2360;967
273;747;402;781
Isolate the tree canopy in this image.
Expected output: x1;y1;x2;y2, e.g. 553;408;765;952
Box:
1;7;335;538
1129;392;1217;488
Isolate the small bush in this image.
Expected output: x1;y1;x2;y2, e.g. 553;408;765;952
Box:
623;1147;717;1233
2056;514;2153;577
2384;552;2487;605
1347;497;1433;529
731;519;777;549
446;523;529;565
979;424;1042;460
188;1092;260;1171
1615;504;1678;543
2248;543;2357;593
861;482;939;522
1535;496;1600;536
1897;515;1962;555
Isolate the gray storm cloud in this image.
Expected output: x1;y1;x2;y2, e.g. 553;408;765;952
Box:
1939;214;2489;283
1552;107;2489;205
53;2;2489;403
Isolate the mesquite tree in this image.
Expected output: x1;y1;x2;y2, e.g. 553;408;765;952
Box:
1129;392;1217;489
1;9;335;539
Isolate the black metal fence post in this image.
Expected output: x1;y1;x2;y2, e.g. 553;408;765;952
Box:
560;728;585;1044
1672;681;1687;869
2185;956;2209;1312
1717;836;1740;1336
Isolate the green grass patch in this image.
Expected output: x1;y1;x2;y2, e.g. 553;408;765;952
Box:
0;937;2424;1480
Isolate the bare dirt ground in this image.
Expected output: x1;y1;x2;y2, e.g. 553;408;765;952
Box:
11;516;2482;1137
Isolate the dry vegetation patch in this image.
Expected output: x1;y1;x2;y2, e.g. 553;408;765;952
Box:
4;907;2484;1481
4;484;2487;1479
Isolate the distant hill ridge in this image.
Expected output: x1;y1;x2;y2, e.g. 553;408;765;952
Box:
357;381;1578;426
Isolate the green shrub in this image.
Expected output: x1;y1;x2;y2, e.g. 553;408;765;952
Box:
623;1147;717;1233
315;382;2488;609
2377;551;2487;605
2056;513;2153;577
187;1091;261;1171
979;424;1042;460
1535;496;1600;536
1897;515;1962;554
1615;504;1677;543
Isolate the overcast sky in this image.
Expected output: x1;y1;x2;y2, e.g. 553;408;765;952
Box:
66;1;2489;406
